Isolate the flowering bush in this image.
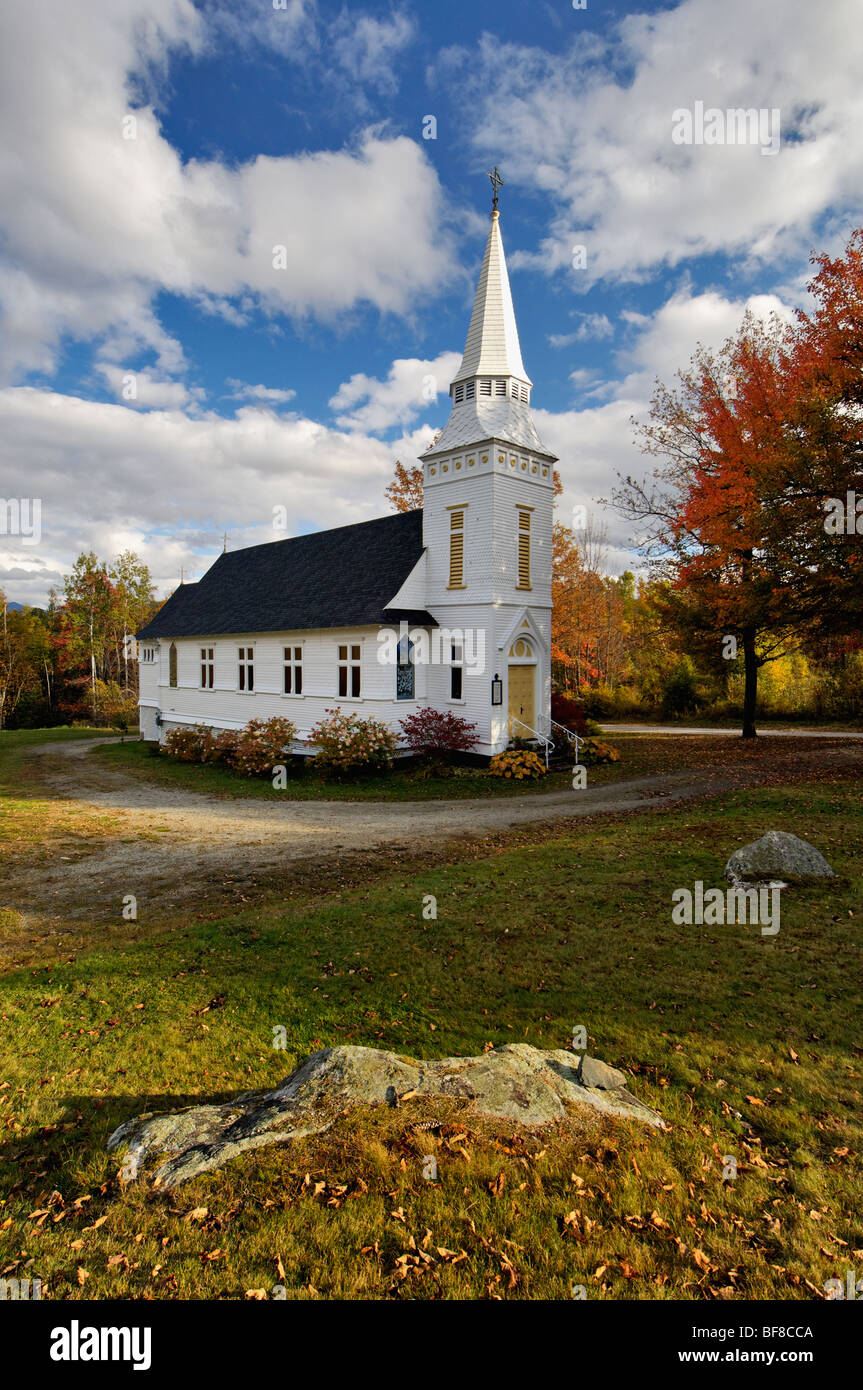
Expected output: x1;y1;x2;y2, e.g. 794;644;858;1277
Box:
310;707;398;773
488;749;547;780
582;738;620;764
230;717;298;776
199;727;240;765
398;707;479;760
163;726;208;761
164;718;296;775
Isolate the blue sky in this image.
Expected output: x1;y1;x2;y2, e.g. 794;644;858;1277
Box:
1;0;861;604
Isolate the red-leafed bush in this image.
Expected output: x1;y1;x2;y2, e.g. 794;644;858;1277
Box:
551;692;588;736
398;707;479;760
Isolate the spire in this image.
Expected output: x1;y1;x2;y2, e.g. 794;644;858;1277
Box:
452;209;530;387
421;190;555;462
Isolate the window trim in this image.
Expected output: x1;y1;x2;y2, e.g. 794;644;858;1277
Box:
283;644;304;697
237;645;255;693
200;645;214;690
449;640;465;704
396;635;415;701
337;641;362;700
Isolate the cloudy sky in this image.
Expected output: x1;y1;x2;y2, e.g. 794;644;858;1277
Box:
2;0;861;605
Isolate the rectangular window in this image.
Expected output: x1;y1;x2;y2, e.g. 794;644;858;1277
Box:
141;646;155;664
450;642;464;701
200;647;214;689
454;383;464;403
517;508;531;589
479;379;492;396
238;646;254;692
494;379;507;396
396;636;415;700
283;645;303;695
338;643;361;698
448;509;465;588
465;381;475;400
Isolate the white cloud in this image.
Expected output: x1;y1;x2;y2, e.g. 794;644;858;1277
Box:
225;380;297;406
437;0;863;286
0;385;420;605
616;286;795;396
330;352;462;432
542;283;800;571
549;314;614;348
96;363;204;410
328;10;415;95
0;2;458;383
206;1;415;105
0;279;803;604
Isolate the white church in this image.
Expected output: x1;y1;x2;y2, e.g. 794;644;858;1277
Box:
137;194;559;760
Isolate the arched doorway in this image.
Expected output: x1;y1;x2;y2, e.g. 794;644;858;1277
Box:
507;635;536;736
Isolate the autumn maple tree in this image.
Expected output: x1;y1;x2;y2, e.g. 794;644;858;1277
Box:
615;227;863;737
385;460;424;513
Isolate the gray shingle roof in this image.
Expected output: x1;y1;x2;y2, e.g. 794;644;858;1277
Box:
421;396;555;458
138;510;435;639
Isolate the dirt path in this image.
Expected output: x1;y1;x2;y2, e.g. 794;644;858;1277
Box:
4;736;861;924
604;723;863;738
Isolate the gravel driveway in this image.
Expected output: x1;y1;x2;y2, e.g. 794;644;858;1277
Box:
4;735;861;924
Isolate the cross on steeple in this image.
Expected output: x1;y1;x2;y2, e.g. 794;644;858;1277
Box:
487;165;504;212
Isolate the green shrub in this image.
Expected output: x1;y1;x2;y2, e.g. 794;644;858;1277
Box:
660;657;702;718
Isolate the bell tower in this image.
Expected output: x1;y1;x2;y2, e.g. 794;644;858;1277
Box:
419;176;558;755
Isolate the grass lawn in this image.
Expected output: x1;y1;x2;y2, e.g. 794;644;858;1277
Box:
0;727;123;846
1;773;860;1300
91;730;852;801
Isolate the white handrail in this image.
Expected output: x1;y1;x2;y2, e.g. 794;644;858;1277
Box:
548;717;584;763
509;716;555;768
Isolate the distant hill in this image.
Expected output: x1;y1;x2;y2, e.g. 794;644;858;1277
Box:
6;602;24;612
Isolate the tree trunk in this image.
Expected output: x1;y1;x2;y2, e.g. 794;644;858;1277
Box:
742;628;758;738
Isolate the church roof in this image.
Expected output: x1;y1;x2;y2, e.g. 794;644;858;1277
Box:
138;510;435;639
422;394;553;457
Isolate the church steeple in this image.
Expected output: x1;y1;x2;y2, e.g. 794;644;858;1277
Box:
421;194;554;462
452;208;530;389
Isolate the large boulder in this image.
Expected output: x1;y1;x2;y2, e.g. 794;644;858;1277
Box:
725;831;835;887
108;1043;664;1189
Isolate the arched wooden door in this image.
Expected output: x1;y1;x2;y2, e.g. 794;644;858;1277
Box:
507;636;536;735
